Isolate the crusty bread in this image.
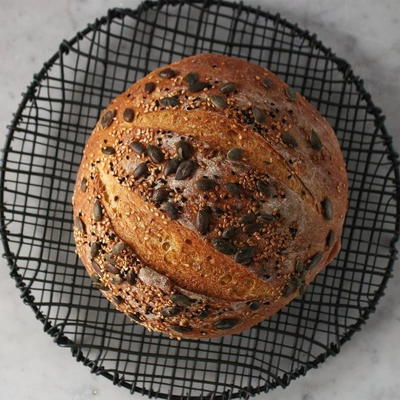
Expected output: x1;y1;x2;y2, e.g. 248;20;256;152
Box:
72;53;348;339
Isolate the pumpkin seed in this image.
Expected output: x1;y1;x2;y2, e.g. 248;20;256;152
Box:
104;253;115;266
209;94;227;109
220;82;236;94
153;187;169;204
80;177;87;193
252;105;266;123
161;306;180;317
299;283;308;296
282;281;297;297
188;81;210;93
112;242;126;256
234;245;255;265
212;238;236;255
222;226;238;239
243;223;261;235
90;241;101;258
93;200;102;221
175;140;192;160
126;270;137;285
225;182;242;197
257;213;274;223
307;253;322;270
130;141;147;155
165;201;179;220
310;130;322;151
158;68;176;78
281;132;298;148
104;263;119;274
262;78;273;89
171;325;192;333
144;82;155;94
196;206;212;235
147;145;164;164
286;87;297;101
256;180;275;197
101;146;115;155
91;261;101;274
227;148;243;161
240;214;256;224
163;158;180;176
170;293;195;307
183;72;199;86
134;162;148;179
295;261;305;274
326;230;335;247
101;110;116;129
321;197;333;220
122;108;135;122
214;318;238;330
195;178;216;191
159;96;180;108
175;160;196;180
74;217;85;233
249;301;260;311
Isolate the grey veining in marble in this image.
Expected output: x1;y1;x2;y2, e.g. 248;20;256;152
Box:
0;1;399;399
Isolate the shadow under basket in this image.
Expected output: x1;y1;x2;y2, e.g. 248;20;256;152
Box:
1;1;399;399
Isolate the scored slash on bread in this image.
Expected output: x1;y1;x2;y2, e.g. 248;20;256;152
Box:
72;53;348;339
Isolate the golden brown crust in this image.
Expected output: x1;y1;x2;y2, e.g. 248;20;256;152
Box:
72;53;348;339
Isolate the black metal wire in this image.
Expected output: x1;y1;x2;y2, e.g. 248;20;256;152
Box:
1;1;399;399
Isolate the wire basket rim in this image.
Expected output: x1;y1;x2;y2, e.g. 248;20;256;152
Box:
1;1;399;398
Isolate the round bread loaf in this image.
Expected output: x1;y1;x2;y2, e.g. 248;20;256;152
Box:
72;53;348;339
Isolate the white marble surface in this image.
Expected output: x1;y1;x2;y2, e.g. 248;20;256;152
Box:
1;1;400;399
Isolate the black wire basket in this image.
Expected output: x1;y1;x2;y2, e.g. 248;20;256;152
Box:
1;1;399;399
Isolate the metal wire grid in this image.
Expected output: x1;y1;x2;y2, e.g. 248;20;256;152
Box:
1;1;399;398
